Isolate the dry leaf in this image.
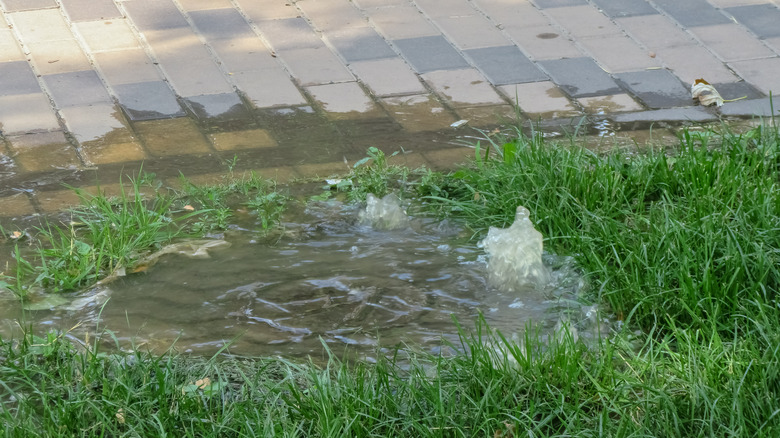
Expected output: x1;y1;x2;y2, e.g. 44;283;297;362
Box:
10;231;22;239
691;78;723;107
183;205;195;211
195;377;211;389
116;408;125;424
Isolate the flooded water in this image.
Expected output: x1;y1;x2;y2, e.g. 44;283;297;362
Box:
0;199;607;359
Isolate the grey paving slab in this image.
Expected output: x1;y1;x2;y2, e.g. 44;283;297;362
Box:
589;0;658;18
188;8;256;41
713;82;764;100
392;36;470;73
652;0;730;27
0;0;54;12
463;45;548;85
613;106;717;123
113;81;185;121
327;27;396;62
538;58;621;97
726;4;780;39
60;0;122;22
615;70;691;109
42;71;112;108
720;96;780;117
0;61;42;96
183;92;250;120
122;0;189;31
534;0;587;8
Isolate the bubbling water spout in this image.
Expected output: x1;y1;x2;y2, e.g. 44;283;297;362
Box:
479;206;551;292
359;193;410;230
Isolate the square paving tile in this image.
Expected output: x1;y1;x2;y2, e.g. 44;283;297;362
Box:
6;8;72;43
189;8;256;41
503;24;583;60
278;46;355;86
0;93;60;134
660;45;739;84
580;34;661;73
538;57;621;97
615;69;691;108
545;5;621;39
349;57;426;96
393;36;470;73
306;81;381;118
123;0;189;30
114;81;185;121
0;0;55;12
728;57;780;95
94;49;162;85
27;40;91;75
726;4;780;39
229;69;308;108
326;27;396;62
61;0;122;21
434;15;512;50
0;61;42;96
134;117;212;156
210;37;276;72
690;23;775;61
498;81;578;117
42;70;112;108
534;0;587;7
712;81;764;100
183;92;250;121
366;5;440;40
589;0;658;18
209;129;277;151
653;0;730;26
0;29;25;63
464;46;547;85
256;17;323;51
60;103;129;142
380;94;456;132
578;93;643;114
421;68;506;107
7;131;82;172
0;193;35;218
76;19;141;52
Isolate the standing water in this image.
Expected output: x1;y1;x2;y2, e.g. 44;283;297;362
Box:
0;197;610;358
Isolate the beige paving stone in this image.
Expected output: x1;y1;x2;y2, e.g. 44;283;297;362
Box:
367;5;440;40
279;46;355;86
579;34;661;73
414;0;478;18
690;24;775;62
472;0;549;27
707;0;767;6
498;81;579;118
249;165;298;183
93;49;162;85
617;15;695;51
0;192;35;217
421;68;506;108
60;104;130;142
81;139;146;165
353;0;409;7
349;58;426;97
728;57;780;95
27;40;91;74
294;161;349;179
0;93;60;134
229;69;308;108
658;45;739;84
579;94;643;114
75;19;140;52
768;37;780;55
209;129;278;151
8;131;82;172
455;104;518;127
386;150;430;169
178;0;233;11
306;81;382;119
234;0;301;21
422;147;473;170
0;29;25;62
545;5;621;39
435;15;512;50
135;118;213;156
7;9;73;43
381;94;456;131
503;24;582;60
296;0;367;30
35;188;84;212
209;37;276;72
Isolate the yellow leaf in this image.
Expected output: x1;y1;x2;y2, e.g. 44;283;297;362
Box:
10;231;22;239
183;205;195;211
116;408;125;424
195;377;211;389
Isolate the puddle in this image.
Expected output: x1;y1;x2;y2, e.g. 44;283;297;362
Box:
0;200;608;358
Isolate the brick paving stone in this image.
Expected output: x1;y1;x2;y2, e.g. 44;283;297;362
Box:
0;29;25;63
720;96;780;117
0;192;35;217
421;68;506;107
122;0;188;31
61;0;121;21
234;0;300;21
188;8;256;41
178;0;233;10
7;131;82;172
728;57;780;95
589;0;658;18
0;61;41;96
380;94;456;132
366;5;440;40
503;24;583;60
653;0;731;27
27;39;91;75
43;70;112;108
498;81;578;117
393;36;470;73
659;45;739;84
538;57;621;97
545;5;621;38
690;23;775;61
579;34;661;73
229;70;308;108
6;9;72;43
464;45;547;85
617;15;696;50
534;0;587;8
59;102;128;142
183;92;250;120
278;47;355;86
434;15;513;50
209;129;278;151
615;69;691;108
255;17;322;51
93;49;162;85
113;81;185;121
209;37;276;72
578;94;643;114
135;118;212;156
296;0;367;30
306;81;381;117
349;58;426;96
326;27;396;62
0;93;60;134
0;0;55;12
726;4;780;39
75;19;142;52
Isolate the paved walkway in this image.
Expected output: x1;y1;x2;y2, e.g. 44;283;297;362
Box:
1;0;780;217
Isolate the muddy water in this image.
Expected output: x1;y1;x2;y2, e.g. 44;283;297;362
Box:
0;201;604;358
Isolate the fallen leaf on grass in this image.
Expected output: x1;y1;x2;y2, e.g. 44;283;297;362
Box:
116;408;125;424
691;78;724;107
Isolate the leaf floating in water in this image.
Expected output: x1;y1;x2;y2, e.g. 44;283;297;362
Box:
450;119;469;128
691;78;724;107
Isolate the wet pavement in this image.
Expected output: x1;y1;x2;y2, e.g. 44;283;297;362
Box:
1;0;780;217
